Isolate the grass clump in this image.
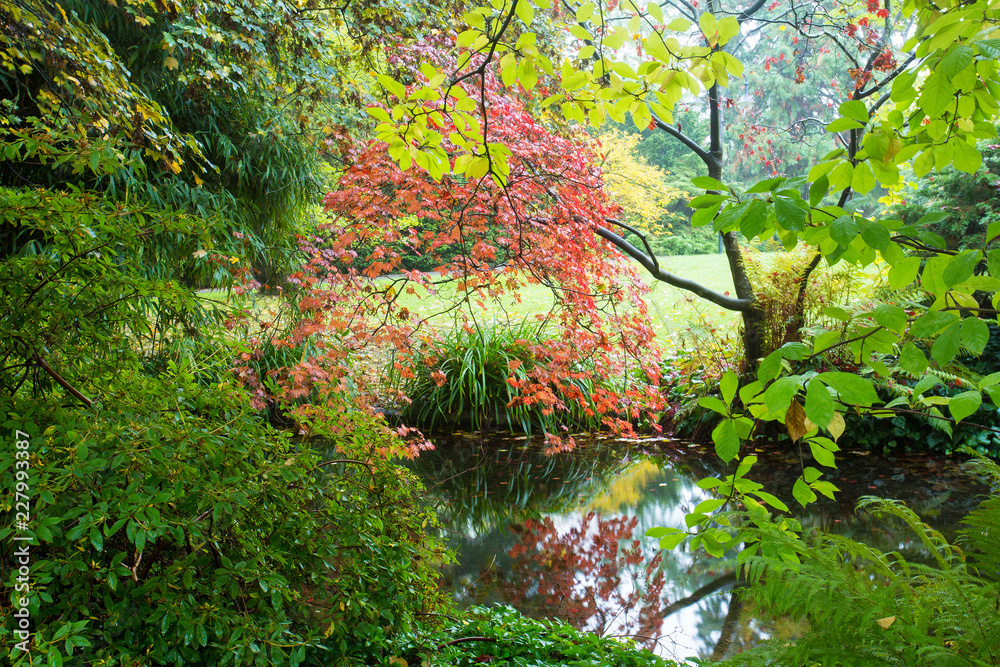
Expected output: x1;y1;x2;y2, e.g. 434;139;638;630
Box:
394;319;607;435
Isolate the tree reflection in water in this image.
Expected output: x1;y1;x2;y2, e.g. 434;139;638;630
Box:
408;435;991;663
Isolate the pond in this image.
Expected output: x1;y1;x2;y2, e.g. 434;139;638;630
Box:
404;433;992;663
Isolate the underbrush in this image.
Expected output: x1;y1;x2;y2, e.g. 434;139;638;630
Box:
388;605;679;667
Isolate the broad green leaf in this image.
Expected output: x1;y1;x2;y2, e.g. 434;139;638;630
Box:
912;310;959;338
792;478;818;506
899;342;928;374
805;378;834;429
751;491;789;512
839;99;869;122
931;321;962;365
942;45;974;78
712;418;740;462
740;199;769;238
851;162;877;195
808;439;837;467
758;350;784;383
858;219;890;249
888;257;921;290
830;216;858;246
943;250;981;286
721;370;738;406
961;317;990;355
717;16;740;45
694;498;727;514
699;12;718;43
918;71;956;117
873;304;908;332
516;0;535;25
827;117;865;132
691;176;728;191
817;372;880;405
774;195;807;231
809;174;829;207
953;139;983;173
699;396;730;415
764;376;801;414
950;390;982;423
745;177;787;194
660;531;687;550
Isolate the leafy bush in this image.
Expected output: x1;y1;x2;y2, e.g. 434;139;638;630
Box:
0;374;449;666
388;605;679;667
394;320;609;434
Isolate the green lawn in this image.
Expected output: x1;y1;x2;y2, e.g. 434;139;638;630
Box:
383;254;741;347
210;253;743;349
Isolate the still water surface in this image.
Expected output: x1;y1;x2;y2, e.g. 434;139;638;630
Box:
405;434;990;663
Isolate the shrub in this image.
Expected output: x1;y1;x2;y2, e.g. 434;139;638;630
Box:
387;605;680;667
0;368;449;666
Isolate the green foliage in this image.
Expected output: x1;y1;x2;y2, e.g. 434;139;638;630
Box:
395;320;606;434
388;605;679;667
887;133;1000;251
0;370;449;666
719;473;1000;667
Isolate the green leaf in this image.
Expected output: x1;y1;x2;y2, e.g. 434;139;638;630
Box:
740;199;769;238
912;311;959;338
830;216;858;246
851;162;877;195
516;0;535;25
691;176;728;191
873;304;908;332
808;439;837;467
659;532;688;550
953;139;983;174
698;396;730;415
888;257;921;290
817;372;880;405
809;174;829;207
858;219;890;250
792;478;818;506
942;45;974;78
745;177;787;194
805;378;834;429
90;526;103;552
712;418;740;462
961;317;990;355
839;99;870;123
827;117;865;132
764;377;801;414
918;71;956;117
931;321;962;365
751;491;789;512
950;390;982;423
943;250;981;287
720;371;738;406
758;349;783;383
774;195;807;231
899;342;928;374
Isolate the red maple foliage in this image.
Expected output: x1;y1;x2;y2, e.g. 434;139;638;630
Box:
508;513;667;646
260;40;664;446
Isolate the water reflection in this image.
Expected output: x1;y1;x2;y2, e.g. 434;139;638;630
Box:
406;435;991;663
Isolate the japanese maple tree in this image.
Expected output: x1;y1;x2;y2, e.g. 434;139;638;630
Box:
275;39;665;438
